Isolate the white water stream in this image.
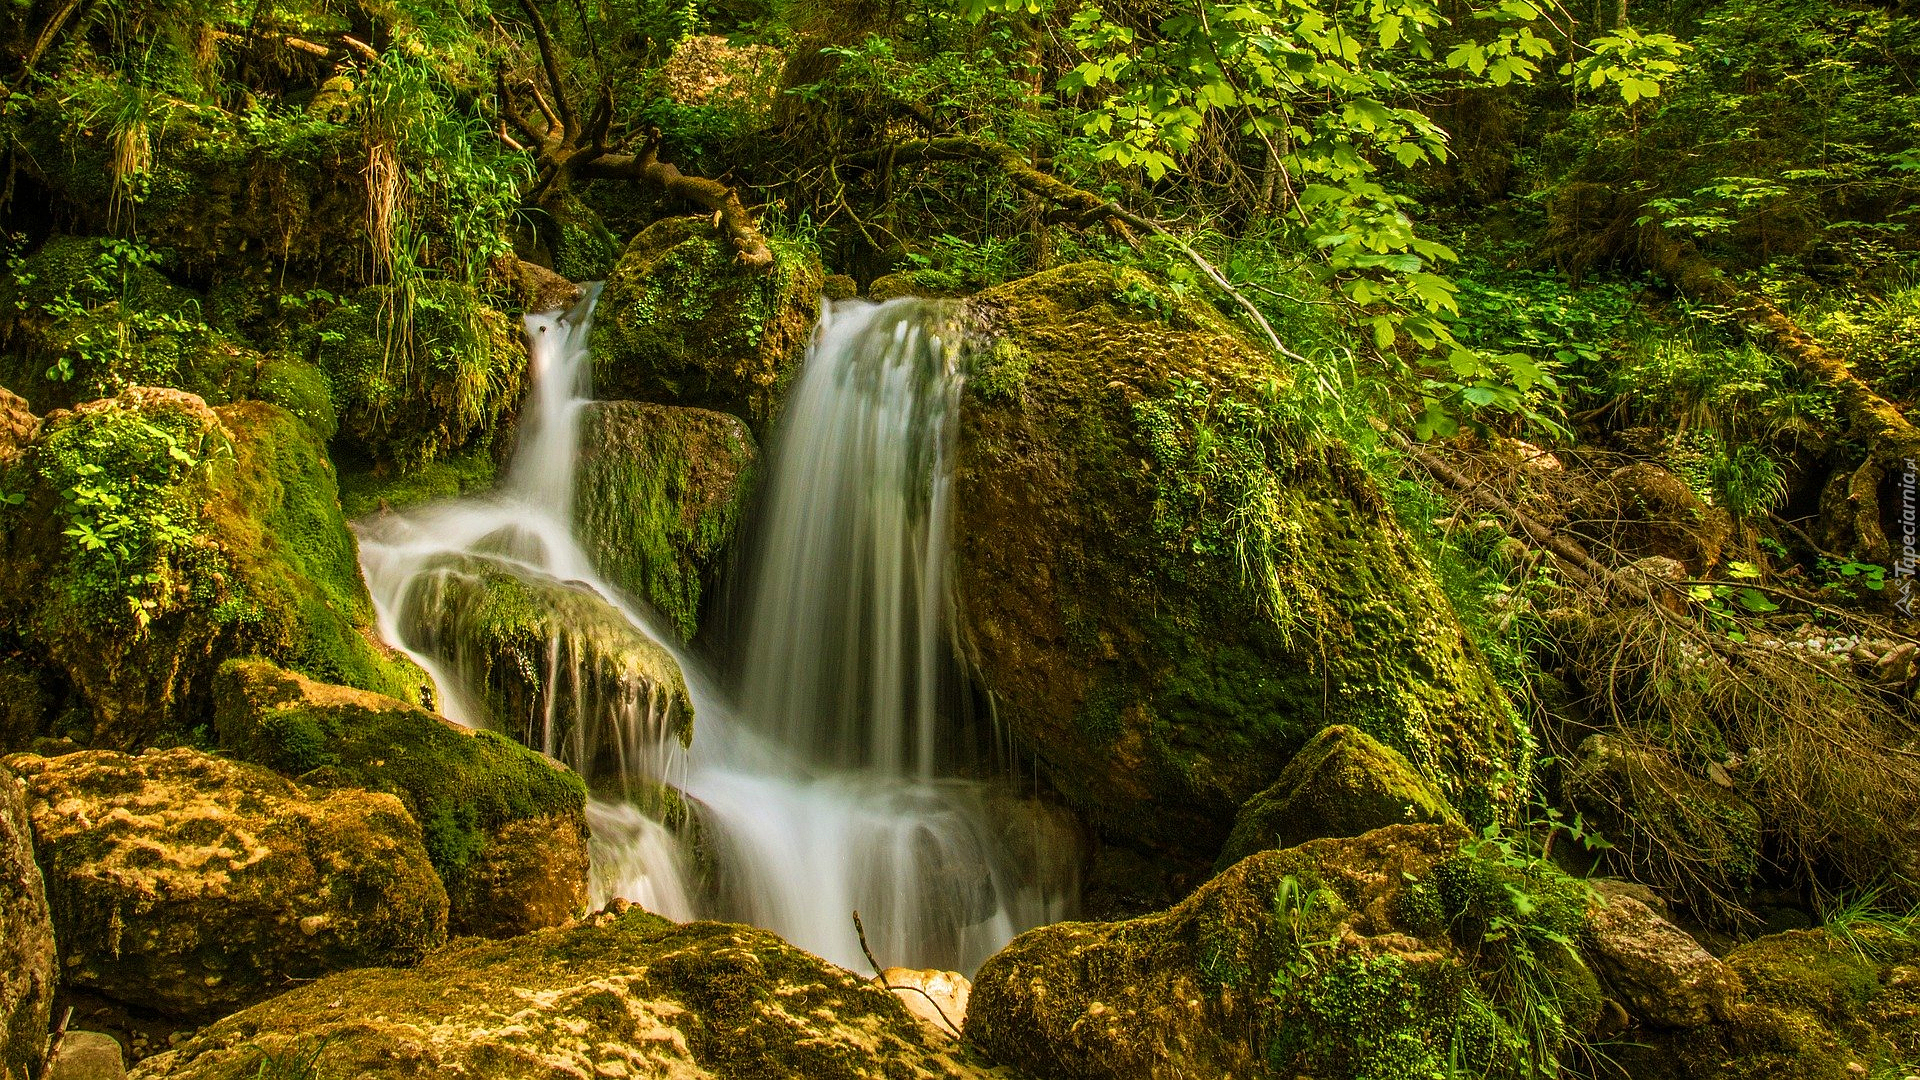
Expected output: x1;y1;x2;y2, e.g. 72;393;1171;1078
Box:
356;289;1075;973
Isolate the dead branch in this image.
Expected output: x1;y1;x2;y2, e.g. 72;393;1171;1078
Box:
496;0;773;269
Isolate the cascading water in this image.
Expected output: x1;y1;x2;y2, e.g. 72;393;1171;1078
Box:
356;287;1075;974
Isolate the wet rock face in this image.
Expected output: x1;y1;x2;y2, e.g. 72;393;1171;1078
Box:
0;764;55;1080
951;262;1520;856
591;215;823;431
574;400;758;641
965;824;1600;1080
6;748;447;1020
130;908;993;1080
213;659;590;938
393;554;694;776
1215;724;1462;870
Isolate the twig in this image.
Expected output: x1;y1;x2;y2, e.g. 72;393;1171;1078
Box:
850;910;962;1038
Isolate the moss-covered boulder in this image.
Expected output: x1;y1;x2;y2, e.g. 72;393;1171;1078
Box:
1565;733;1762;914
0;390;427;746
5;748;447;1020
1215;724;1462;870
0;764;54;1080
0;389;425;749
966;823;1602;1080
307;281;525;469
214;659;590;938
395;556;693;778
1613;927;1920;1079
575;400;758;640
129;905;993;1080
952;263;1519;856
591;216;823;428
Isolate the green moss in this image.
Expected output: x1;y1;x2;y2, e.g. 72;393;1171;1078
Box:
590;215;823;429
954;261;1519;855
307;282;524;469
214;659;588;923
337;450;498;519
1217;725;1463;870
534;194;623;283
573;401;757;640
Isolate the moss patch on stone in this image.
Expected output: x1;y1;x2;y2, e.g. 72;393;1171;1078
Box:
590;215;823;429
574;400;758;640
129;908;994;1080
336;448;498;519
214;658;589;937
1216;724;1463;870
952;261;1520;856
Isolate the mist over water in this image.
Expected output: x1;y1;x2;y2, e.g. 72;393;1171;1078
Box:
356;289;1076;973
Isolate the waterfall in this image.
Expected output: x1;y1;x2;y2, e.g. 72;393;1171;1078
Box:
356;289;1076;974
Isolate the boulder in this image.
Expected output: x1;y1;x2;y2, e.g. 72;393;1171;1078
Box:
48;1033;124;1080
1;764;55;1080
129;907;993;1080
214;659;590;938
0;389;427;749
574;401;758;640
591;215;823;429
952;263;1520;856
1586;892;1742;1027
1614;927;1920;1080
1570;462;1730;571
966;823;1601;1080
1565;733;1761;911
306;281;525;469
394;555;693;778
6;748;447;1019
1215;724;1461;870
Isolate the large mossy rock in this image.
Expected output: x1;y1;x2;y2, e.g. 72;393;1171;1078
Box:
0;764;54;1080
5;748;447;1020
130;906;992;1080
591;216;823;428
966;823;1601;1080
1613;927;1920;1079
214;659;590;938
952;263;1519;855
306;281;526;469
574;400;758;640
0;389;426;749
1214;724;1462;870
395;555;693;778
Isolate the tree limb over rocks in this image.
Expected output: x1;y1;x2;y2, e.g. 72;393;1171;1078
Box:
497;0;772;270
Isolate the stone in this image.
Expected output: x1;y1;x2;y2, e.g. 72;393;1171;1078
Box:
1571;462;1730;572
0;386;39;467
1586;893;1742;1027
952;263;1521;856
966;823;1601;1080
48;1032;124;1080
213;659;590;938
0;389;427;750
882;967;969;1039
1;764;55;1080
392;555;693;774
129;909;993;1080
574;401;758;640
1215;724;1462;870
592;215;823;430
6;748;447;1019
1565;733;1762;909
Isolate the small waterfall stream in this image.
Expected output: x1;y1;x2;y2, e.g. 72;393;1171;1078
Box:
356;289;1074;974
